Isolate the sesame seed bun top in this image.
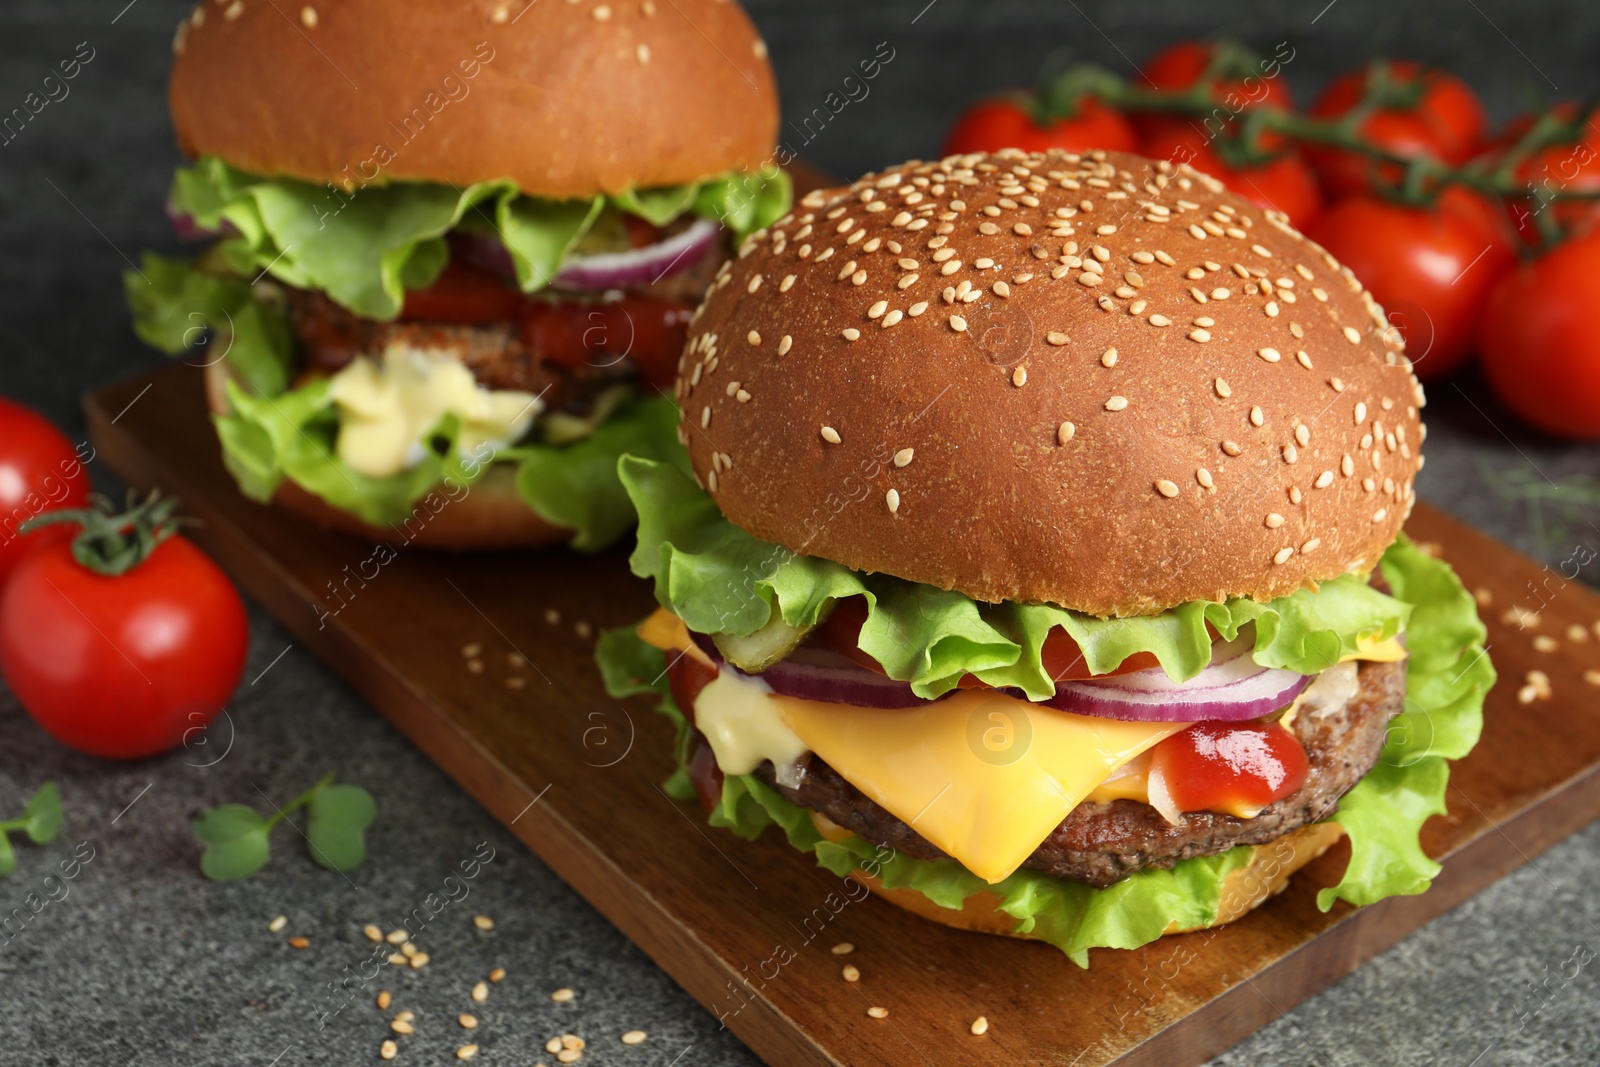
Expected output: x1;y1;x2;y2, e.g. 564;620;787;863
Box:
167;0;779;200
677;150;1426;617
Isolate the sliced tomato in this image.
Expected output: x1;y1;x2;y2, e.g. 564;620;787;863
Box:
518;295;692;389
1150;721;1308;815
666;647;720;725
399;259;526;323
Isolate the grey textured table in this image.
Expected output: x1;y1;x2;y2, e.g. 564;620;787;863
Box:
4;2;1600;1064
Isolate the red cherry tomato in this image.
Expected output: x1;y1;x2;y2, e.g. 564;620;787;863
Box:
0;522;248;759
1150;721;1308;816
0;399;91;588
1136;41;1295;144
1306;188;1516;381
1494;104;1600;245
943;97;1138;156
1141;125;1323;226
1479;228;1600;439
1307;62;1484;198
1313;61;1486;162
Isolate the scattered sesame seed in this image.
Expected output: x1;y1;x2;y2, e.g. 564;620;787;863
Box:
1343;326;1362;344
894;448;914;467
269;915;289;934
473;915;495;931
551;988;576;1003
746;330;761;346
381;1040;398;1061
223;0;244;20
1373;508;1388;522
287;936;309;950
637;42;651;63
1214;378;1232;398
1105;396;1128;412
1250;406;1265;427
490;968;506;982
1533;635;1560;653
882;309;904;327
909;301;929;316
622;1031;648;1045
1189;328;1211;343
1283;444;1299;464
950;315;968;332
1197;468;1214;489
842;328;860;341
1155;479;1180;498
1057;421;1076;445
1259;347;1281;363
472;981;489;1004
1296;350;1313;369
993;280;1011;298
821;426;841;445
300;5;317;28
867;1007;889;1020
971;1016;990;1036
831;942;855;955
1046;331;1068;346
1012;366;1028;387
1315;470;1334;489
1265;513;1285;528
842;964;861;982
868;300;888;319
1567;624;1590;644
460;1013;479;1030
778;335;793;356
457;1046;479;1061
1101;347;1118;367
391;1019;415;1036
409;953;430;970
1302;537;1322;554
1148;314;1171;327
1355;402;1368;424
1273;547;1295;565
885;489;901;514
700;406;711;429
377;990;392;1010
1586;670;1600;687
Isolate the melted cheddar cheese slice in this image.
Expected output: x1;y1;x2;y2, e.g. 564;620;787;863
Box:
637;609;1407;885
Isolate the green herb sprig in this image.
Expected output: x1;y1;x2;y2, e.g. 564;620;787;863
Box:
193;774;375;882
0;783;63;876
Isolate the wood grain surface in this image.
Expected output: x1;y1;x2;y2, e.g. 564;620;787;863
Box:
85;361;1600;1067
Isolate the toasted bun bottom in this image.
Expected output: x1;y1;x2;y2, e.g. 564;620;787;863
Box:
850;821;1345;944
203;361;571;551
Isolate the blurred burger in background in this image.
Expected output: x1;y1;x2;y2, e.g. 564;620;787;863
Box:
127;0;787;549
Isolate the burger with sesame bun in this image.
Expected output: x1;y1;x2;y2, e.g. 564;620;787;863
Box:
599;149;1495;964
126;0;788;549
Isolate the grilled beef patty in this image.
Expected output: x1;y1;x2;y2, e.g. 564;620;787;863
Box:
744;657;1406;888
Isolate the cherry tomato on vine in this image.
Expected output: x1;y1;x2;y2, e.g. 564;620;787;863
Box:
1314;61;1485;162
0;494;248;758
943;96;1138;156
0;399;91;588
1306;188;1515;382
1493;104;1600;245
1136;40;1295;145
1479;228;1600;439
1141;125;1323;226
1307;62;1485;198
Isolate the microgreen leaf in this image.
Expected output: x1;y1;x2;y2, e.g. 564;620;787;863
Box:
305;785;376;872
193;804;272;882
0;833;14;879
23;782;62;845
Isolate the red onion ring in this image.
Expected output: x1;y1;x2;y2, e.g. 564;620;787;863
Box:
689;629;1309;722
1037;636;1310;722
166;200;235;240
691;631;935;710
450;218;719;292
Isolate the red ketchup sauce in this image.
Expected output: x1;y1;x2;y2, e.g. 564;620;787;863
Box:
1150;721;1310;815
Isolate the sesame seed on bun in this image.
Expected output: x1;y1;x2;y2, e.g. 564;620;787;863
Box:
677;150;1425;617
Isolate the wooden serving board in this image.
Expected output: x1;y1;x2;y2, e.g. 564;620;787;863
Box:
87;363;1600;1067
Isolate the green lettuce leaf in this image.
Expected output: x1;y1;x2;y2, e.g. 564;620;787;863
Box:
620;455;1412;698
168;156;792;319
124;252;295;396
1316;536;1494;909
513;394;689;551
596;537;1493;966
